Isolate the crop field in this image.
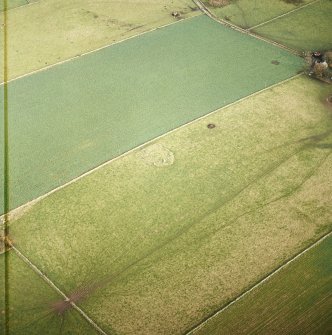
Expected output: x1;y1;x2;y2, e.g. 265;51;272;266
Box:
0;253;99;334
1;1;332;335
202;0;314;29
0;14;303;212
254;0;332;51
5;75;332;334
0;0;199;80
192;234;332;335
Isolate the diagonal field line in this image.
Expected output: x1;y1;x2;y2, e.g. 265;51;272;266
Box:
9;244;110;335
0;14;199;85
248;0;320;31
183;230;332;335
0;73;304;223
193;0;302;56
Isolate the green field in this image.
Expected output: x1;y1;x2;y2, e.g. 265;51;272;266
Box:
192;234;332;335
1;2;331;334
0;0;199;80
202;0;314;28
0;252;99;334
7;75;332;334
254;0;332;51
0;0;27;12
0;14;303;212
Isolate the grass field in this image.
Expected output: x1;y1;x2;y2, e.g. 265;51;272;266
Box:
7;75;332;334
202;0;314;29
0;14;303;213
0;0;199;80
1;2;331;334
254;0;332;51
0;252;100;334
192;234;332;335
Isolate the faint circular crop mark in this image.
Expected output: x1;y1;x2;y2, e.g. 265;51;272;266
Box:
137;144;175;167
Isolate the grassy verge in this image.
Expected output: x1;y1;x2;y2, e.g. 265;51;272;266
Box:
192;234;332;335
254;0;332;51
0;15;303;212
0;0;199;80
8;76;332;334
201;0;314;29
0;251;99;334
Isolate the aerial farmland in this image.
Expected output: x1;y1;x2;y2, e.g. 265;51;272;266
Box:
0;0;331;334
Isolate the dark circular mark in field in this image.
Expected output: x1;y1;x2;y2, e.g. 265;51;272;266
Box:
271;60;280;65
207;123;216;129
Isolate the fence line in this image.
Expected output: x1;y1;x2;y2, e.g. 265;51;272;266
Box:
192;0;302;57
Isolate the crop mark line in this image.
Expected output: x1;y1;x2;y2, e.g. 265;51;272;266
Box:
197;150;331;246
9;244;109;335
0;73;303;223
0;14;199;85
248;0;320;31
183;230;332;335
76;124;320;298
166;144;308;255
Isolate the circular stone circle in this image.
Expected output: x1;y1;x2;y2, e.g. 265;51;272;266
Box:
207;123;216;129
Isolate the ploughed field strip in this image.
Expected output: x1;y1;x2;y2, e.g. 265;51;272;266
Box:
9;76;332;334
192;234;332;335
0;253;99;334
0;14;303;212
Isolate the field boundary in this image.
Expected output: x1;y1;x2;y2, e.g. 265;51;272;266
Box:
248;0;320;31
0;73;303;223
0;15;199;85
193;0;302;56
183;230;332;335
0;0;38;13
9;243;109;335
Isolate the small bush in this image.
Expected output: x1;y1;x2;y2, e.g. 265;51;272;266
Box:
313;63;327;77
325;51;332;68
